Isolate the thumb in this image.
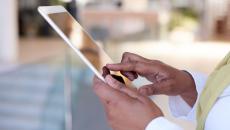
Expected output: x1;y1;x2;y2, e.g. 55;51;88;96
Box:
93;76;125;103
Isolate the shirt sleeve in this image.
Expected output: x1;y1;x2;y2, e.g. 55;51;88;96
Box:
145;72;230;130
204;85;230;130
145;117;183;130
168;71;207;121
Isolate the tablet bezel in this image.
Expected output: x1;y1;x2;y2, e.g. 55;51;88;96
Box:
38;6;105;81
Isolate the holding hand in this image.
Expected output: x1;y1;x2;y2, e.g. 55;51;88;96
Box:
93;75;163;130
106;52;197;107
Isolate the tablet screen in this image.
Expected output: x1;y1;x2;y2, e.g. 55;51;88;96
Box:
48;12;113;74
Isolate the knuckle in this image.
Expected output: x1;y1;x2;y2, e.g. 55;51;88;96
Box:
123;52;131;57
122;52;133;62
117;84;124;89
122;52;129;59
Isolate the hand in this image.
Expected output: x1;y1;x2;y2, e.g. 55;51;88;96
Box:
93;75;163;130
106;52;197;107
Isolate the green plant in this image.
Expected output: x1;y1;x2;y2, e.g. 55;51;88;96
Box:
168;8;199;31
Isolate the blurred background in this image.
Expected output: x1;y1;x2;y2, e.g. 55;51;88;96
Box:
0;0;230;130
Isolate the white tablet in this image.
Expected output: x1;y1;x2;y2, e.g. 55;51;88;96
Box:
38;6;115;82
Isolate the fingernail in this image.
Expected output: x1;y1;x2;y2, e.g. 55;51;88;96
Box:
105;75;113;85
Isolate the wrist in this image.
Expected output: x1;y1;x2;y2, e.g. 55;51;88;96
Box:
180;70;197;107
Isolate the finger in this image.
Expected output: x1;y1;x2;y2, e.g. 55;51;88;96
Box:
102;66;110;78
121;52;149;63
93;76;109;105
121;71;138;81
105;75;145;102
138;79;175;96
105;75;126;89
93;76;130;103
119;52;148;80
107;61;164;75
106;62;145;74
138;85;155;96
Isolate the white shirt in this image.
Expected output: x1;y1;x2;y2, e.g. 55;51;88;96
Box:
145;72;230;130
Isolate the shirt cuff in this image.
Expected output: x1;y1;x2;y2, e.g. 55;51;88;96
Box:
169;71;207;121
145;117;183;130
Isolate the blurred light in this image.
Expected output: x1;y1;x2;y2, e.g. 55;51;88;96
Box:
60;0;72;2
